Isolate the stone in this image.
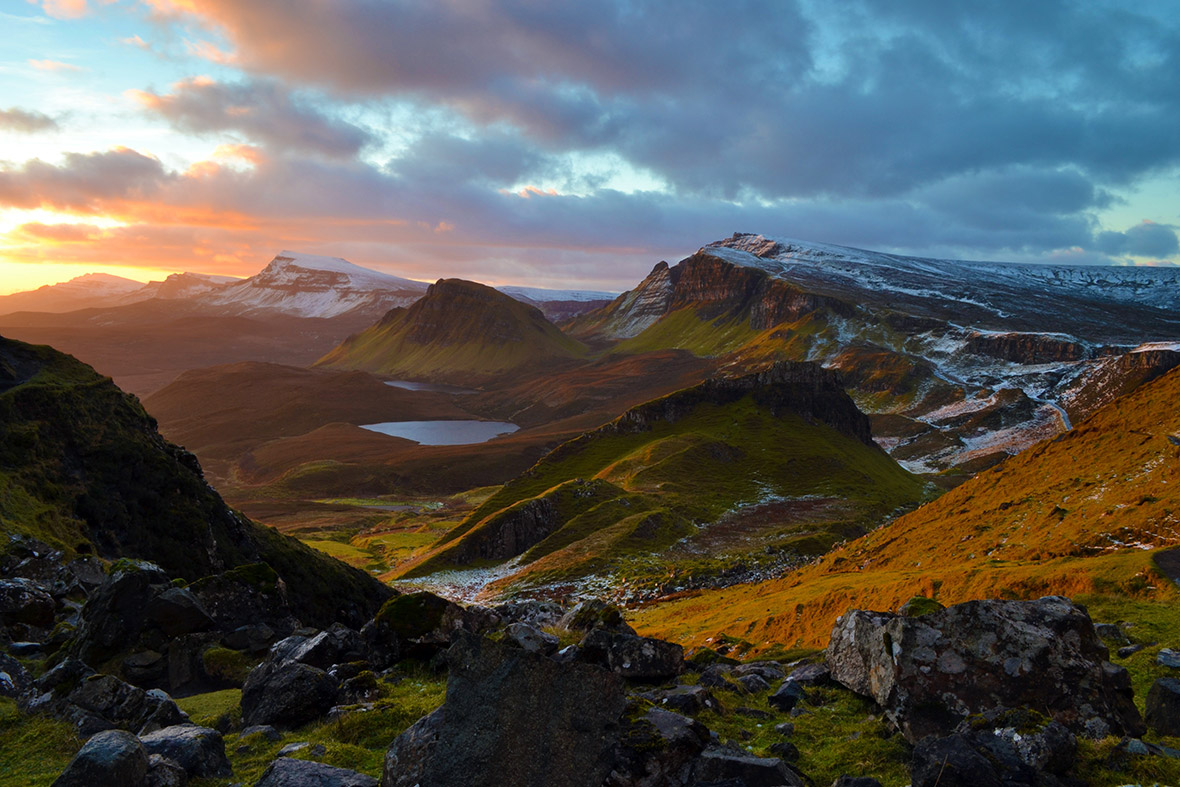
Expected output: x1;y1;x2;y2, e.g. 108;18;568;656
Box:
492;599;564;629
697;664;736;690
608;707;711;786
146;587;213;637
0;652;32;699
37;667;188;736
646;685;718;714
188;565;298;637
52;729;148;787
735;673;770;693
768;740;800;761
241;661;340;729
140;725;231;779
909;709;1076;787
123;650;167;686
255;757;377;787
285;624;365;670
221;623;276;653
578;628;684;680
505;621;559;655
71;561;172;665
362;591;466;668
241;724;281;741
1146;677;1180;737
0;577;56;629
559;599;636;635
278;742;310;756
769;679;807;712
691;745;805;787
1117;642;1151;658
733;661;787;682
382;633;627;787
774;721;795;736
1093;623;1129;645
146;754;187;787
1158;648;1180;669
785;662;831;686
832;777;882;787
826;596;1145;742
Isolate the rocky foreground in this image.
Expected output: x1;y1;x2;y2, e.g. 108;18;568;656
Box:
3;537;1180;786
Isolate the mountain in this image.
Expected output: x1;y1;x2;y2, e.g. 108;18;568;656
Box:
0;273;145;316
121;271;239;301
317;278;588;385
634;362;1180;650
570;238;1180;474
195;250;428;320
496;285;619;322
399;361;925;595
0;335;391;626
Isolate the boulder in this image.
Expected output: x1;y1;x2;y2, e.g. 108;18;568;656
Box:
146;587;213;637
505;622;559;655
607;707;711;786
733;661;787;682
909;708;1075;787
221;623;276;653
832;778;883;787
826;596;1144;741
140;725;232;779
188;564;298;637
768;679;807;712
690;745;805;787
1158;648;1180;669
381;707;445;787
382;633;627;787
29;664;189;736
0;652;32;699
0;577;56;629
285;624;365;670
559;599;636;635
643;685;718;714
735;673;771;693
241;661;340;729
785;662;831;686
493;600;565;629
146;754;187;787
1146;677;1180;737
362;591;466;668
256;757;377;787
52;729;148;787
71;561;172;665
578;628;684;680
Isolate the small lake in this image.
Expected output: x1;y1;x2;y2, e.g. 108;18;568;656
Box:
384;380;478;395
360;420;519;445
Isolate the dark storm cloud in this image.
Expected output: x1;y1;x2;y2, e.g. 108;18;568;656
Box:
132;78;373;158
0;107;59;133
1096;222;1180;258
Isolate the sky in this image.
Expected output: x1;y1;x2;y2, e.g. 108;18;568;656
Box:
1;0;1178;295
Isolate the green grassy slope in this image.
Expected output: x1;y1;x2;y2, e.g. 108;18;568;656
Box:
401;363;925;589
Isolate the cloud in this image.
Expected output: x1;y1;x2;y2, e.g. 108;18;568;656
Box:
1095;221;1180;258
0;107;59;133
129;77;373;158
29;59;84;72
0;147;169;211
31;0;89;19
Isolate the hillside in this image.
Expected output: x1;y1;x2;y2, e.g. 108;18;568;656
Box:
399;362;926;594
317;278;588;385
0;273;144;316
633;363;1180;650
0;335;391;627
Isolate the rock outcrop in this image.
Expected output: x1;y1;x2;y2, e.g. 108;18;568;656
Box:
826;596;1144;742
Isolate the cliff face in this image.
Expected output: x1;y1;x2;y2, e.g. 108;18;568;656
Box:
573;251;849;340
964;332;1093;364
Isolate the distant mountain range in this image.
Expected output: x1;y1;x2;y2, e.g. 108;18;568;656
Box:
0;250;618;322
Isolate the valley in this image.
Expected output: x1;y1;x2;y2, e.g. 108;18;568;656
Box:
4;235;1180;786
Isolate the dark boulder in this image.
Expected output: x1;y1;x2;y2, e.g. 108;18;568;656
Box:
0;652;32;699
258;757;378;786
768;680;807;712
28;661;188;736
733;661;786;682
1158;648;1180;669
690;745;805;787
188;564;298;638
607;707;711;786
0;577;56;629
362;591;465;668
146;754;187;787
578;628;684;681
785;662;831;686
493;600;565;629
1146;677;1180;737
52;729;148;787
827;596;1144;741
139;724;232;779
285;624;365;670
832;778;883;787
505;622;559;655
735;673;771;694
221;623;276;653
382;633;627;787
71;560;172;665
559;599;636;635
241;661;340;729
146;587;213;637
909;708;1076;787
643;685;719;715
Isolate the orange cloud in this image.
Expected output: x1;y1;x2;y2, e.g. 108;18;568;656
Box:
32;0;89;19
29;59;84;73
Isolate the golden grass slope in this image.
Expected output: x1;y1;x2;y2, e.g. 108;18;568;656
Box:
634;364;1180;651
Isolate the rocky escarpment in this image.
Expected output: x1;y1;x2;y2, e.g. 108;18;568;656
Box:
571;251;851;340
963;331;1094;364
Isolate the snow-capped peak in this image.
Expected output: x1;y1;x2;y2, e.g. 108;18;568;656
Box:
263;251;425;289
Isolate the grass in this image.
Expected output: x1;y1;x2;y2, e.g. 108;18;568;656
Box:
0;698;82;786
301;539;382;571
